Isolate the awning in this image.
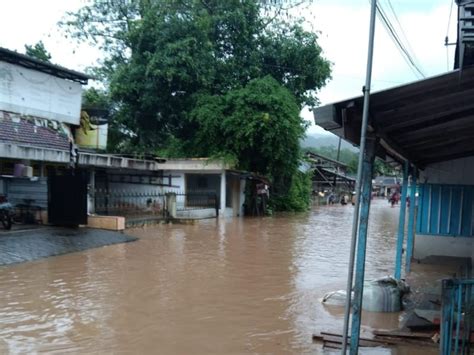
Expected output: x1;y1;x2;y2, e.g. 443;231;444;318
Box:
313;66;474;168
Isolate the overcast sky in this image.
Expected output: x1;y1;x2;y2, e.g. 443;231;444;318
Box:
0;0;458;135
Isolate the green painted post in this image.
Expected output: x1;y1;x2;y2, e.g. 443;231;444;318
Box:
405;167;417;273
350;137;377;354
394;161;409;280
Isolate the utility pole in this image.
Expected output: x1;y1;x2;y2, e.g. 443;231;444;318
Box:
341;0;377;353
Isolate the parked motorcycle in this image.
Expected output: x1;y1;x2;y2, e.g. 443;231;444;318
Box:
0;196;13;230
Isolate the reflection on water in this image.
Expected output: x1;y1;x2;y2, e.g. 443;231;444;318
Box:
0;200;434;354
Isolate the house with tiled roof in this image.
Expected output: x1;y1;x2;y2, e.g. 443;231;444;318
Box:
0;47;89;217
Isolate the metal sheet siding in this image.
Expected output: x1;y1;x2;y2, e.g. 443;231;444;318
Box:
6;178;48;208
417;183;474;237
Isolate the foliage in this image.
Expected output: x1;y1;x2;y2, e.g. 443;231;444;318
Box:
270;171;312;212
190;76;304;195
24;41;51;62
61;0;331;151
62;0;332;211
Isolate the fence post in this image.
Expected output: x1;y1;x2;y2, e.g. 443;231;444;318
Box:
441;279;454;355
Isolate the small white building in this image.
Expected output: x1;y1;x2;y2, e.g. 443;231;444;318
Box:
158;158;247;218
81;156;248;219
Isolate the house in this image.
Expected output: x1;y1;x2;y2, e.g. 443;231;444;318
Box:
0;47;89;223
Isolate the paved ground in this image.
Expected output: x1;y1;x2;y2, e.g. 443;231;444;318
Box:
0;227;137;266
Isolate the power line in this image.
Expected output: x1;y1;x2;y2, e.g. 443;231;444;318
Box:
374;1;425;79
385;0;423;72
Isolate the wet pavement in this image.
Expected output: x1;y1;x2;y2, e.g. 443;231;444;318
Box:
0;200;436;354
0;227;137;265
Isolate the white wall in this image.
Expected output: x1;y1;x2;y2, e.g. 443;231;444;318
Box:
414;234;474;262
0;61;82;125
420;156;474;185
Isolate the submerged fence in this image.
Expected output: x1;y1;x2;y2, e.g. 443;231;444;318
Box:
94;188;219;217
441;278;474;355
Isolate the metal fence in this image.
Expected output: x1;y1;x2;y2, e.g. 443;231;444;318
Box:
94;188;219;217
441;278;474;355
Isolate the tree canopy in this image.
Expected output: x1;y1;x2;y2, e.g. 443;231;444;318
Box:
62;0;331;210
24;41;51;62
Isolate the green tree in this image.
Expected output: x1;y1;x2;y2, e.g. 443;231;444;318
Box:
190;76;304;196
61;0;330;151
24;41;51;62
62;0;331;211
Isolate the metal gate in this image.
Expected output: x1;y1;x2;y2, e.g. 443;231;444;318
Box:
48;171;88;226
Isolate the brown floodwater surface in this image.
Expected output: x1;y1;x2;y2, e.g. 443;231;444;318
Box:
0;200;435;354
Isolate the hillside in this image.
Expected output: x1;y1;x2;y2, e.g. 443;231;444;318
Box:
301;132;358;152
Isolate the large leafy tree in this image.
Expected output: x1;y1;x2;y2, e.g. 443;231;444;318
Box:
191;76;304;192
62;0;330;150
62;0;331;210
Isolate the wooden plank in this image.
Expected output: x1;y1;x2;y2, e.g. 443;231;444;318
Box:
373;329;435;338
373;335;438;347
321;333;389;347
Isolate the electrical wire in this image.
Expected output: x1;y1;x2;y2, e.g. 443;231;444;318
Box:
374;1;425;79
386;0;423;73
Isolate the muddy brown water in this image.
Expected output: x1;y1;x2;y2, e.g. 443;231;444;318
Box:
0;200;436;354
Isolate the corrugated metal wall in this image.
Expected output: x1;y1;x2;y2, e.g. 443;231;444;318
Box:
5;178;48;208
417;184;474;237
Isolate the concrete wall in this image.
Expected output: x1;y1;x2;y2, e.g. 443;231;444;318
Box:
415;156;474;262
414;234;474;262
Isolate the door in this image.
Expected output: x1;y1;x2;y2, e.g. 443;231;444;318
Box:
48;171;88;226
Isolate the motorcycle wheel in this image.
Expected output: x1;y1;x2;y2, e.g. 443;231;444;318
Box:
1;212;12;230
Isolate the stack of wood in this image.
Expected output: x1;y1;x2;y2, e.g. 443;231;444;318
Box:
312;330;439;350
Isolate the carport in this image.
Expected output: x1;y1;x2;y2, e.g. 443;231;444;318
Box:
314;65;474;353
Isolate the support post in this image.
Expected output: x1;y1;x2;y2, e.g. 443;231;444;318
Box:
341;0;377;352
220;172;226;215
349;137;377;354
88;169;96;214
394;161;409;280
405;167;417;273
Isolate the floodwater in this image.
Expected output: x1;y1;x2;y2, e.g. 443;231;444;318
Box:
0;200;435;354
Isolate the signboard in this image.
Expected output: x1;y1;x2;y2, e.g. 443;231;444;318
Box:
0;61;82;125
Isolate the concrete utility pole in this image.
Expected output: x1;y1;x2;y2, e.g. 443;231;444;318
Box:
341;0;377;353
